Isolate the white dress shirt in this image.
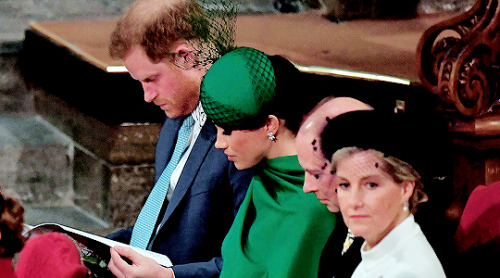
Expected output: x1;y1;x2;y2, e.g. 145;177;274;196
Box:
166;103;206;201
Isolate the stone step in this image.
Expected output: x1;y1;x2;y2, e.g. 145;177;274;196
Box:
0;115;112;231
0;115;73;204
24;205;111;235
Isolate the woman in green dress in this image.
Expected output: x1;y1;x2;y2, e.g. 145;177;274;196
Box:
200;47;336;278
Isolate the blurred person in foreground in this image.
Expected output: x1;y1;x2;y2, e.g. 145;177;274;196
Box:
0;190;25;278
0;190;89;278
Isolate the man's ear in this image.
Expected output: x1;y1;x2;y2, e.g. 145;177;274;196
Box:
172;44;197;69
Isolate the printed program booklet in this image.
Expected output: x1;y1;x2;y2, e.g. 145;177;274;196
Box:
26;223;172;277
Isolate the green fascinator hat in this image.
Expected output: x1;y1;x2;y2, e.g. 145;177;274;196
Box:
200;47;276;130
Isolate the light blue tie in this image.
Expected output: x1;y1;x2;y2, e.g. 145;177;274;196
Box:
130;115;194;249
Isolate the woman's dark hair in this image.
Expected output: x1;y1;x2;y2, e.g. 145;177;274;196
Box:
201;48;328;135
0;191;26;257
260;55;326;135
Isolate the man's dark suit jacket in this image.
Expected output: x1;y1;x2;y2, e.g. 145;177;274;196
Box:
318;214;363;278
107;116;253;278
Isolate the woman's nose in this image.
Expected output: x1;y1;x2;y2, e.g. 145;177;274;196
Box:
214;138;227;149
350;187;364;208
214;129;228;149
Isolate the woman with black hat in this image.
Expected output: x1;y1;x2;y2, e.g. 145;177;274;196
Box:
322;110;446;278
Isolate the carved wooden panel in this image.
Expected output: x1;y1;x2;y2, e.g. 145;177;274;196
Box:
417;0;499;118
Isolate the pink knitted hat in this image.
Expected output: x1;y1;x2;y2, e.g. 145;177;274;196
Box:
15;232;89;278
455;181;500;253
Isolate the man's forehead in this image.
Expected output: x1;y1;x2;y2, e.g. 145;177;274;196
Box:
300;114;327;136
301;96;373;135
298;144;328;169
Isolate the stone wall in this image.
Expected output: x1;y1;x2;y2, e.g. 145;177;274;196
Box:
0;0;134;42
418;0;475;14
322;0;475;21
0;44;32;114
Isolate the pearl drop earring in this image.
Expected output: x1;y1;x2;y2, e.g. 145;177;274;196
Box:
403;202;408;211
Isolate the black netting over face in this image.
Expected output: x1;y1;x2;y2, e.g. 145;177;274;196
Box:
200;47;276;130
187;0;238;68
200;94;254;130
320;109;445;180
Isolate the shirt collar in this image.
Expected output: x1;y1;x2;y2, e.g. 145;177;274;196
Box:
191;102;207;128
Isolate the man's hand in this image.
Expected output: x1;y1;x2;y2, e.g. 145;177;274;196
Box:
108;246;174;278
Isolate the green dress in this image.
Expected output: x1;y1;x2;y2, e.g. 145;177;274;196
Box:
220;155;337;278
